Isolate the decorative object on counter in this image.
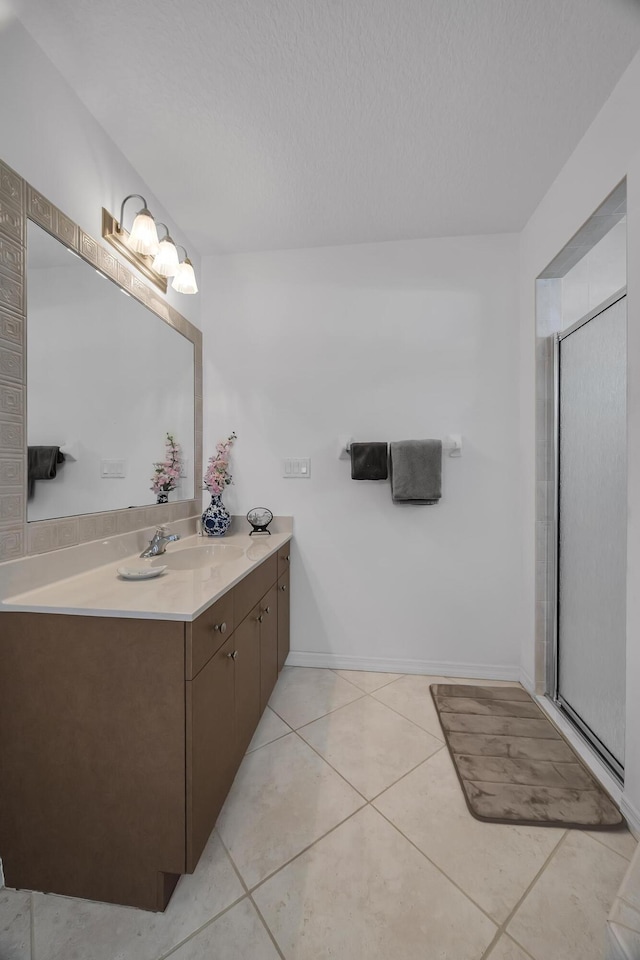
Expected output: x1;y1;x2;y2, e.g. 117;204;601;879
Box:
27;446;65;498
247;506;274;535
202;432;237;536
117;564;167;581
350;441;388;480
389;439;442;503
151;433;182;504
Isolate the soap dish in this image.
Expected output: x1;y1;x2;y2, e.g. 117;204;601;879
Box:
117;565;167;581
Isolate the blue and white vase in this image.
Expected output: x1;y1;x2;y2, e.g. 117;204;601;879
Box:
201;492;231;537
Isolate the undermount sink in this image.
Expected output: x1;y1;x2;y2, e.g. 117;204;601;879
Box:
150;544;245;570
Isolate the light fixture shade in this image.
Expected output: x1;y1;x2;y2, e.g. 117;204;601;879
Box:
152;238;180;277
172;258;198;294
128;209;159;256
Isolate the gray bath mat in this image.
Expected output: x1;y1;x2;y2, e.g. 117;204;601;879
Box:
430;684;622;828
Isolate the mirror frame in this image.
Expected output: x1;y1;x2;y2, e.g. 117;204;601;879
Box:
0;159;202;560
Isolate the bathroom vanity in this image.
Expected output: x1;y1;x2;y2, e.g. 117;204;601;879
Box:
0;532;291;912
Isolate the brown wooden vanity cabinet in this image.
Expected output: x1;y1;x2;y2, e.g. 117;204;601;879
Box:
277;568;291;672
259;584;279;712
0;542;291;912
277;545;291;672
186;634;236;871
230;604;262;758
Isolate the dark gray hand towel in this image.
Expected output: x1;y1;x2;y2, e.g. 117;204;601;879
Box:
389;439;442;503
350;442;388;480
28;446;64;498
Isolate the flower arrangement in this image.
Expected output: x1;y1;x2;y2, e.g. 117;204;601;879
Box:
204;432;237;496
151;433;182;496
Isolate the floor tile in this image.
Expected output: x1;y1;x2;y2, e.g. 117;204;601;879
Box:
371;674;450;738
332;669;401;693
0;889;30;960
587;825;638;861
253;806;496;960
373;748;564;922
268;667;362;729
247;707;291;753
507;831;630;960
486;935;532;960
217;732;364;888
298;695;443;799
166;898;280;960
32;832;244;960
618;851;640;911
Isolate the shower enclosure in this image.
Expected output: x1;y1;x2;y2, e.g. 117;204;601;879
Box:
551;290;627;781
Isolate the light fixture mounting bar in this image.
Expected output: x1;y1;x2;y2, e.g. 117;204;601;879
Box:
101;208;168;293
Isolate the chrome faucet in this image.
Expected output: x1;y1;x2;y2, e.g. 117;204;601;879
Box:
140;526;181;559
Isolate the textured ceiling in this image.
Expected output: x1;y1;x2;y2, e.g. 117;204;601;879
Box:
10;0;640;254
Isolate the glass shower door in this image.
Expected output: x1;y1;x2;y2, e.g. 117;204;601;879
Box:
556;293;627;778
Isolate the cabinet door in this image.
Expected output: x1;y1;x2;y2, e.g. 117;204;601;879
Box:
277;569;290;672
260;584;279;712
186;635;236;871
233;606;262;758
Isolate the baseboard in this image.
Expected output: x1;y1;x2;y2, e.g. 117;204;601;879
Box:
519;666;535;693
620;795;640;839
286;650;520;681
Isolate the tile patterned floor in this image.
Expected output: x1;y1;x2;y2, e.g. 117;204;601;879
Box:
1;667;636;960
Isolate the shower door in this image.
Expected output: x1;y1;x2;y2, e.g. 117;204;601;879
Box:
554;291;627;780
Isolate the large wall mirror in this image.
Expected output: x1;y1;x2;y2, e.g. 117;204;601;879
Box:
0;159;202;560
27;221;195;522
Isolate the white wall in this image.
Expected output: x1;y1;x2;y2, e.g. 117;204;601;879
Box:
0;19;200;329
519;47;640;828
561;218;627;329
203;235;522;677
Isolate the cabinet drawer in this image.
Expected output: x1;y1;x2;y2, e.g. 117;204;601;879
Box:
234;555;278;624
277;543;291;576
186;591;235;680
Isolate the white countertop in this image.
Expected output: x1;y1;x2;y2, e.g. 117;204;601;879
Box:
1;531;292;622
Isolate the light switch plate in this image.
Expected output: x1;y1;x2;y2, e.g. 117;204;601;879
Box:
100;459;126;478
283;457;311;478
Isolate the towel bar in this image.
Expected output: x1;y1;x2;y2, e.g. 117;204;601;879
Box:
338;434;462;459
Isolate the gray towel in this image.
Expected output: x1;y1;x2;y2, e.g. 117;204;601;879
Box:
350;442;388;480
28;446;64;498
389;440;442;503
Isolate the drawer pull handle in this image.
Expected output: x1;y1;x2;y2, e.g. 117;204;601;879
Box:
285;555;290;562
256;614;264;623
214;622;227;634
280;584;287;592
226;650;238;660
264;606;271;615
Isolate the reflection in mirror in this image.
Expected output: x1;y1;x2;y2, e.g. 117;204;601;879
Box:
27;221;195;522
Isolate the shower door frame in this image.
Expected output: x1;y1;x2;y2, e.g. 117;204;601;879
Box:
547;286;627;784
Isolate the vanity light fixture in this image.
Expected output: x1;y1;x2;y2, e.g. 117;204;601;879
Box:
102;200;198;295
152;224;180;278
119;194;159;256
172;246;198;295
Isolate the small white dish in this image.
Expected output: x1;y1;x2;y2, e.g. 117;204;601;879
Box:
117;565;167;581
